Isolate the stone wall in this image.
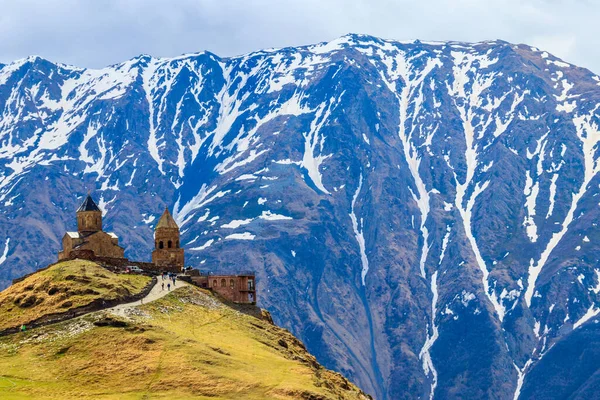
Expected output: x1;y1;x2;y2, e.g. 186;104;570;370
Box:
93;257;177;274
61;252;179;274
152;248;184;271
59;228;126;262
77;210;102;233
82;232;125;259
69;249;96;260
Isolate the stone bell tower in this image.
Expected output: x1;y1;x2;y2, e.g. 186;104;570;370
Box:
77;194;102;234
152;207;184;271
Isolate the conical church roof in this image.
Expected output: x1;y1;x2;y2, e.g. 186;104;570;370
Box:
77;194;101;212
156;207;179;229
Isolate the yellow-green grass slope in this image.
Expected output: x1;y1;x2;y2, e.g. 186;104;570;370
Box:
0;284;371;399
0;259;150;331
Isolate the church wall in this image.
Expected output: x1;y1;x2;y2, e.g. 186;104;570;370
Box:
79;232;125;259
154;227;180;249
152;248;184;270
77;210;102;232
59;235;78;260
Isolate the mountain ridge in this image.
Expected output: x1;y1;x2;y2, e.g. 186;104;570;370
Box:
1;34;600;399
2;35;530;70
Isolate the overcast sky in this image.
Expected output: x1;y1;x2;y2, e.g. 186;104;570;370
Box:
1;0;598;73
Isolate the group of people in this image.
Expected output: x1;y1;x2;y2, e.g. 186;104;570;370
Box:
160;272;177;291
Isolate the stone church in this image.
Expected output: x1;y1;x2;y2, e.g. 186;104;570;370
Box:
58;194;184;272
57;194;255;303
58;195;125;260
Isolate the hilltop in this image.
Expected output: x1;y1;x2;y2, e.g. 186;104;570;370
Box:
0;260;370;399
0;260;151;333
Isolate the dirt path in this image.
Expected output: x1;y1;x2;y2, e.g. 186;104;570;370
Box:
109;278;187;317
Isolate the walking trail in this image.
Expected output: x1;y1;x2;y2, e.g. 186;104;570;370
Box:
109;278;188;317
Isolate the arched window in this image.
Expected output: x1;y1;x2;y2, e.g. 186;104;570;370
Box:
213;280;217;287
176;240;179;248
159;241;164;249
221;279;226;287
168;240;172;248
230;279;235;288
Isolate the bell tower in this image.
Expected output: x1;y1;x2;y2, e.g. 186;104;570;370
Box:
152;207;184;271
77;194;102;234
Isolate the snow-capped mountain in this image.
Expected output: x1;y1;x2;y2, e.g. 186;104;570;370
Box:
1;34;600;399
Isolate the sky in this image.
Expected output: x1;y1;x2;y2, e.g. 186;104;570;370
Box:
0;0;598;73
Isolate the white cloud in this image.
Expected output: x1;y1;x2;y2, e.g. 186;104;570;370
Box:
0;0;599;73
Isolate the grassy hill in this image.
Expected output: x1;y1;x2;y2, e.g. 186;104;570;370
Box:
0;262;370;399
0;259;150;332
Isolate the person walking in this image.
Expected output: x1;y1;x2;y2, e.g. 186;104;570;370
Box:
167;283;171;291
161;282;165;291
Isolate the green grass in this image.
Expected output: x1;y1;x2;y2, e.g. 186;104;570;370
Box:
0;286;369;400
0;259;150;331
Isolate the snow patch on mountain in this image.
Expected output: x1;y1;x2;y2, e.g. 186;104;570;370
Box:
350;174;369;285
0;238;9;265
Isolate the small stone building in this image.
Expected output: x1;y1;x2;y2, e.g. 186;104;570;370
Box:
188;273;256;304
152;207;184;272
58;195;125;261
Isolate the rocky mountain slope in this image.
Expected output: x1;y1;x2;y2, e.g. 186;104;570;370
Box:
0;260;369;399
1;34;600;399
